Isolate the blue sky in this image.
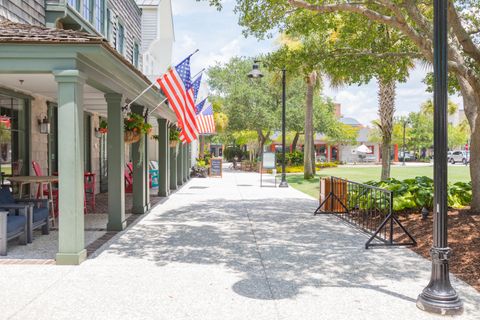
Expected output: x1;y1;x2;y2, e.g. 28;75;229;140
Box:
171;0;463;126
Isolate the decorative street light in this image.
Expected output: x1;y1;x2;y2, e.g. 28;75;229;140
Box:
416;0;463;315
248;60;288;188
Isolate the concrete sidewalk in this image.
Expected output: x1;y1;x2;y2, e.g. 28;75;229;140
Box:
0;171;479;320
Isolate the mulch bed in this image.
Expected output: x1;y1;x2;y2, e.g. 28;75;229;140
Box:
397;209;480;292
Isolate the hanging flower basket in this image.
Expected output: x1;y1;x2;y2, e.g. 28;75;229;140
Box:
169;127;180;148
124;130;141;144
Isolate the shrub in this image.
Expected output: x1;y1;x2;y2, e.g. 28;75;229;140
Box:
224;146;244;162
276;165;304;173
363;176;472;211
316;162;338;169
277;151;304;166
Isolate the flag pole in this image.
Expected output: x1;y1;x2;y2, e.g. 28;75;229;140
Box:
191;68;205;81
124;82;157;110
147;97;168;117
124;49;200;111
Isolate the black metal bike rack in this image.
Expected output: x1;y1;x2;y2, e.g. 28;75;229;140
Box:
314;176;417;249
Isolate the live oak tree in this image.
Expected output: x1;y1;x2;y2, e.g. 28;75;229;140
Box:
205;0;480;212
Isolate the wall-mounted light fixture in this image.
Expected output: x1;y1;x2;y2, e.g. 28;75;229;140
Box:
38;116;50;134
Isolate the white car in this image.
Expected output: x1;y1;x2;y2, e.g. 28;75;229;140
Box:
449;150;470;164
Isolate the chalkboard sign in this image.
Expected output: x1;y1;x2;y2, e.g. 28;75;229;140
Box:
210;158;223;177
262;152;276;169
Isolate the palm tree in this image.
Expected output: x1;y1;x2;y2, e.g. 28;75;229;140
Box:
377;78;396;180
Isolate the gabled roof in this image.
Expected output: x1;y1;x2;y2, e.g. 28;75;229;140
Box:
0;20;105;44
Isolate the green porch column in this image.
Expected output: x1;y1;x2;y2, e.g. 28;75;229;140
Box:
54;70;86;265
157;118;169;197
105;93;126;231
187;144;192;180
177;143;184;185
182;143;188;183
131;105;149;214
170;143;178;190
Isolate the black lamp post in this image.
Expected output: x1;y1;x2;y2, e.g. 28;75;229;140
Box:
416;0;463;315
248;61;288;187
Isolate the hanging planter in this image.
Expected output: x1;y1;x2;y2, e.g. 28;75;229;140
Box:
124;130;142;144
123;113;152;145
169;128;180;148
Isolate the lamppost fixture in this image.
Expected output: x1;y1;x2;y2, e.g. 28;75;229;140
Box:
247;60;288;188
247;60;264;79
416;0;463;315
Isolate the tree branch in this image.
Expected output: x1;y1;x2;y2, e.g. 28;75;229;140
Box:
447;2;480;64
287;0;433;60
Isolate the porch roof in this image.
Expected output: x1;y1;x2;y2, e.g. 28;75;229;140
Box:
0;20;176;122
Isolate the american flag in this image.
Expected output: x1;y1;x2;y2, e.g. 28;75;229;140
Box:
195;98;207;115
157;56;198;143
191;74;203;103
197;101;216;134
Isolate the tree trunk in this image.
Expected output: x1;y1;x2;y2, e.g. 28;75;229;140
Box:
457;75;480;211
199;135;205;159
292;132;300;152
311;134;316;174
304;71;316;179
257;129;270;167
378;78;396;181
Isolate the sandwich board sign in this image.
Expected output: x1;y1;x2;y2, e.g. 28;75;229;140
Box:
261;152;277;187
210;158;223;177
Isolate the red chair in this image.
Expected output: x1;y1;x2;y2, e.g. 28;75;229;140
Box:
126;162;152;189
32;161;59;216
84;172;96;213
125;163;133;193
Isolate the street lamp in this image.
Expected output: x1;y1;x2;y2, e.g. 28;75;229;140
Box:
248;61;288;187
416;0;463;315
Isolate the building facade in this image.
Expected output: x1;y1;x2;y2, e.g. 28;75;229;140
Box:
0;0;182;264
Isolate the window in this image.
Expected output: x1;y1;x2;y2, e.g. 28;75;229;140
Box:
117;23;125;54
132;42;139;68
68;0;80;11
83;0;93;23
106;8;112;42
0;93;29;179
94;0;105;34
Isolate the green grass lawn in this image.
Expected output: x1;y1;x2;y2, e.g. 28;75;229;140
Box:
287;165;471;199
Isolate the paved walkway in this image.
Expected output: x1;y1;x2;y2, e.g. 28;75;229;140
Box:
0;171;479;319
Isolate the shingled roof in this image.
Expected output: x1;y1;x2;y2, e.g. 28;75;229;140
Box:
0;19;158;87
0;20;105;44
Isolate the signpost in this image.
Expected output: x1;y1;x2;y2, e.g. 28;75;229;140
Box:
260;152;276;187
209;158;223;177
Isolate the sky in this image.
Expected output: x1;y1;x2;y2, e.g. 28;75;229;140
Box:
171;0;463;126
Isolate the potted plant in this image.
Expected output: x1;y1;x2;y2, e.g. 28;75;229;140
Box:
124;112;152;144
169;128;180;147
192;159;209;178
99;119;108;134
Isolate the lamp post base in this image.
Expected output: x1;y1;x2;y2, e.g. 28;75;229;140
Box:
416;248;463;315
279;175;288;188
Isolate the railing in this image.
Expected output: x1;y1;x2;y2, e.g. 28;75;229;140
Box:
314;176;416;249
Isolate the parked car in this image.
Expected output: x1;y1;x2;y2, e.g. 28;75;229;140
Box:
448;150;470;164
399;151;415;161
